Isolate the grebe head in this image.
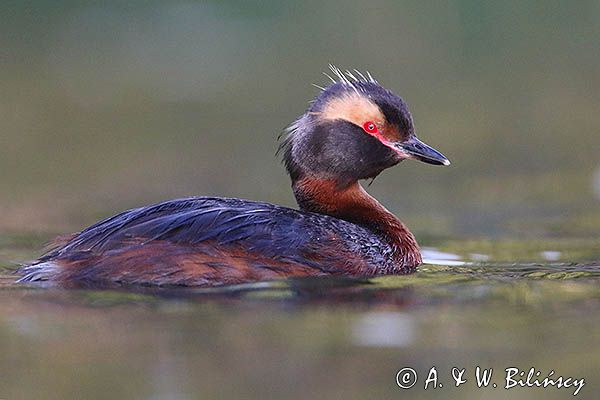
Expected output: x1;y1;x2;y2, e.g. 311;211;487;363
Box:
280;65;450;188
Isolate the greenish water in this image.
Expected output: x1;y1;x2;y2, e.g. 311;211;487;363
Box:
1;0;600;398
1;235;598;399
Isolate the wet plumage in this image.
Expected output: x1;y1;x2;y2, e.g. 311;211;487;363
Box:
18;66;449;287
19;197;402;286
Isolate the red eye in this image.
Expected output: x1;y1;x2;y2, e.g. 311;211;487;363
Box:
362;121;378;134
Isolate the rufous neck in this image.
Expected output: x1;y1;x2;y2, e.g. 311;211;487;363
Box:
292;177;421;266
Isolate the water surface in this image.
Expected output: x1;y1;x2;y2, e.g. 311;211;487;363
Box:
1;235;598;399
1;1;600;398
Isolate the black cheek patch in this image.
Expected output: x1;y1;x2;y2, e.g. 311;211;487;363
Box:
305;120;399;185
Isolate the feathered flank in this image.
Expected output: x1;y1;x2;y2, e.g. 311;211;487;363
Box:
18;197;404;286
18;262;61;283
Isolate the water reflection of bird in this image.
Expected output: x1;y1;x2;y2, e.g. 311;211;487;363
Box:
18;66;449;287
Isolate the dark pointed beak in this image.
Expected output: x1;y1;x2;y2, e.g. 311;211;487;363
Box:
396;136;450;166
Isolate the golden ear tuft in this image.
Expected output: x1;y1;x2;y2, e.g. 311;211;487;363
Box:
320;93;384;128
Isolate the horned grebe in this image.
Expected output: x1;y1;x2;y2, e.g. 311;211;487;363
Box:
18;66;449;287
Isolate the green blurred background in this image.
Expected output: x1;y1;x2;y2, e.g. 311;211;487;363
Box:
1;3;599;400
1;1;599;238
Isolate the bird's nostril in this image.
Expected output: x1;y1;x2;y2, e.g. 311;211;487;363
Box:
415;144;423;151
